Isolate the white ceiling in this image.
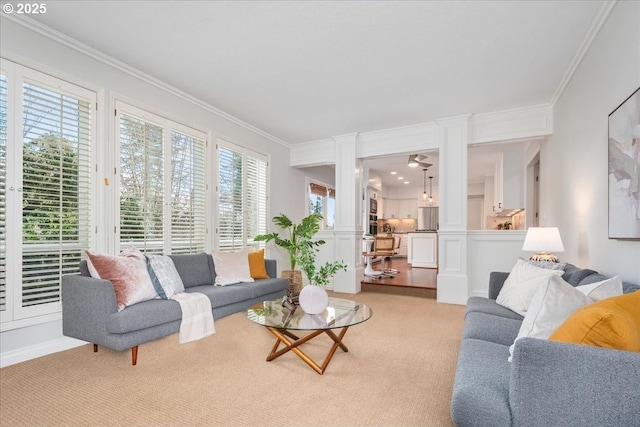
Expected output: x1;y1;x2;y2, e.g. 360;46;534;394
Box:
24;1;605;188
27;1;604;143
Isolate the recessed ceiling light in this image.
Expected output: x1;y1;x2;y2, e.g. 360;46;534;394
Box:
390;171;397;175
404;181;410;184
397;176;404;180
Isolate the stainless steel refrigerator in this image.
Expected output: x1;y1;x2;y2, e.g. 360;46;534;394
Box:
417;207;439;231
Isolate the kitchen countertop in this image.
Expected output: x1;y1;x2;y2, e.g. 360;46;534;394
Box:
377;231;437;235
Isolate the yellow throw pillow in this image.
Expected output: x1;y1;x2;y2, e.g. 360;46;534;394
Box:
549;291;640;352
248;249;270;279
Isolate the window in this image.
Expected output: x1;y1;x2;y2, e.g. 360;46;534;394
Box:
308;180;335;229
117;103;207;254
217;141;268;251
1;60;95;323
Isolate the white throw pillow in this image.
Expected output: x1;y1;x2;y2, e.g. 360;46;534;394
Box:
496;258;564;316
576;276;623;301
508;275;591;361
211;248;255;286
145;254;185;299
508;275;623;361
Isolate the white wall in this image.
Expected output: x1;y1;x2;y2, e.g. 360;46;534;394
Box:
543;1;640;283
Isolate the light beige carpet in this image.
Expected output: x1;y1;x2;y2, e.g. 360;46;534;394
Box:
0;291;465;427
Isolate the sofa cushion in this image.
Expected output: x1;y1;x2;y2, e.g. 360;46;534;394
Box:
508;275;623;361
186;284;253;309
248;249;270;279
496;259;564;316
549;291;640;351
561;264;598;286
462;311;522;346
85;246;159;311
451;338;513;427
234;278;289;299
169;253;214;288
211;249;254;286
145;254;185;299
465;297;523;320
107;298;182;334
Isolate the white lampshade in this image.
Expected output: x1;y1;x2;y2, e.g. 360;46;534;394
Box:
522;227;564;262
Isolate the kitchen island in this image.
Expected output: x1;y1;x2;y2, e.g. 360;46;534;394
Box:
407;232;438;268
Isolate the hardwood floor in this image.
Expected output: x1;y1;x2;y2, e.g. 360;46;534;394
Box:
361;257;437;298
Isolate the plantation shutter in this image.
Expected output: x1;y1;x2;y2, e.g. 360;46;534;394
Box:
21;79;92;308
217;143;267;251
119;113;164;253
171;130;206;254
246;155;267;249
0;71;7;312
218;145;244;251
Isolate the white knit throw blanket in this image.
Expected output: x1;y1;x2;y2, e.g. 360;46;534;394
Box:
170;292;215;343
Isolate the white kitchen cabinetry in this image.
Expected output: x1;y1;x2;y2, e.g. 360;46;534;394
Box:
382;198;398;219
398;199;418;219
393;233;408;256
382;198;417;219
407;232;438;268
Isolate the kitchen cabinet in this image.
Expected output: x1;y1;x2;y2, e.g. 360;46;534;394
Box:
407;232;438;268
382;198;398;219
394;233;408;256
382;198;417;219
398;199;418;219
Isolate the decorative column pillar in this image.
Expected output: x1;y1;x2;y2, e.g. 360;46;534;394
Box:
331;133;364;294
436;115;470;305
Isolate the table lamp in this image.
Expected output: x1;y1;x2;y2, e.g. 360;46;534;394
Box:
522;227;565;263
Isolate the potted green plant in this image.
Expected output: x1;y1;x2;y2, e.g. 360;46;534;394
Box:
295;238;347;314
254;213;326;292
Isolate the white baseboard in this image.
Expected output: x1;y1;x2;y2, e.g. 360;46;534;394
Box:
0;336;88;368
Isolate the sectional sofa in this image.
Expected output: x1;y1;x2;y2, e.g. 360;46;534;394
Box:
62;252;288;365
451;263;640;427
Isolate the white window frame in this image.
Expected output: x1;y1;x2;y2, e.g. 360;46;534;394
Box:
1;59;97;326
215;138;269;251
114;101;209;255
306;178;335;230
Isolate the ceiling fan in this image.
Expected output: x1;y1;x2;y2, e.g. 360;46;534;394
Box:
408;154;433;169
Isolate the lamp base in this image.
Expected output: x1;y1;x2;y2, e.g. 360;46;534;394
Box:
529;252;559;263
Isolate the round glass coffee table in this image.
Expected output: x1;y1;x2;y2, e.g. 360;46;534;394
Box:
247;296;373;374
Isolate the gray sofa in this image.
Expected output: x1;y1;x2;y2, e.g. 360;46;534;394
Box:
62;252;288;365
451;263;640;427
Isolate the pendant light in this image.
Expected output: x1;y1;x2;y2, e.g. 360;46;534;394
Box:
422;169;428;201
428;176;434;205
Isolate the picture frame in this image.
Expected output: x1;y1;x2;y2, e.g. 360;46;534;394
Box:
608;86;640;239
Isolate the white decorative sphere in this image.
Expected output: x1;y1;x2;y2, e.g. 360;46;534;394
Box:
299;285;329;314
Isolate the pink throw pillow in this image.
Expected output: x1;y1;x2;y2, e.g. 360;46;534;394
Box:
85;246;158;311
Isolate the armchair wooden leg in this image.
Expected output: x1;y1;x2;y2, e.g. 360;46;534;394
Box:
131;346;138;366
93;344;98;352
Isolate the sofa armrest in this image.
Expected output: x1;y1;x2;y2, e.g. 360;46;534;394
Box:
488;272;509;300
510;337;640;427
62;274;118;345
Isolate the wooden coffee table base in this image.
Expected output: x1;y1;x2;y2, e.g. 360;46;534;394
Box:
264;326;350;375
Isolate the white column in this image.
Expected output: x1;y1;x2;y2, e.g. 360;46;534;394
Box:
331;133;364;294
436;115;470;305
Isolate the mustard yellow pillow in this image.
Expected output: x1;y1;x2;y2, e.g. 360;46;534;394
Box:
248;249;270;279
549;291;640;351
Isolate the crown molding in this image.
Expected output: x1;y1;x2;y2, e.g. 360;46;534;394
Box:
550;0;617;106
4;14;290;148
